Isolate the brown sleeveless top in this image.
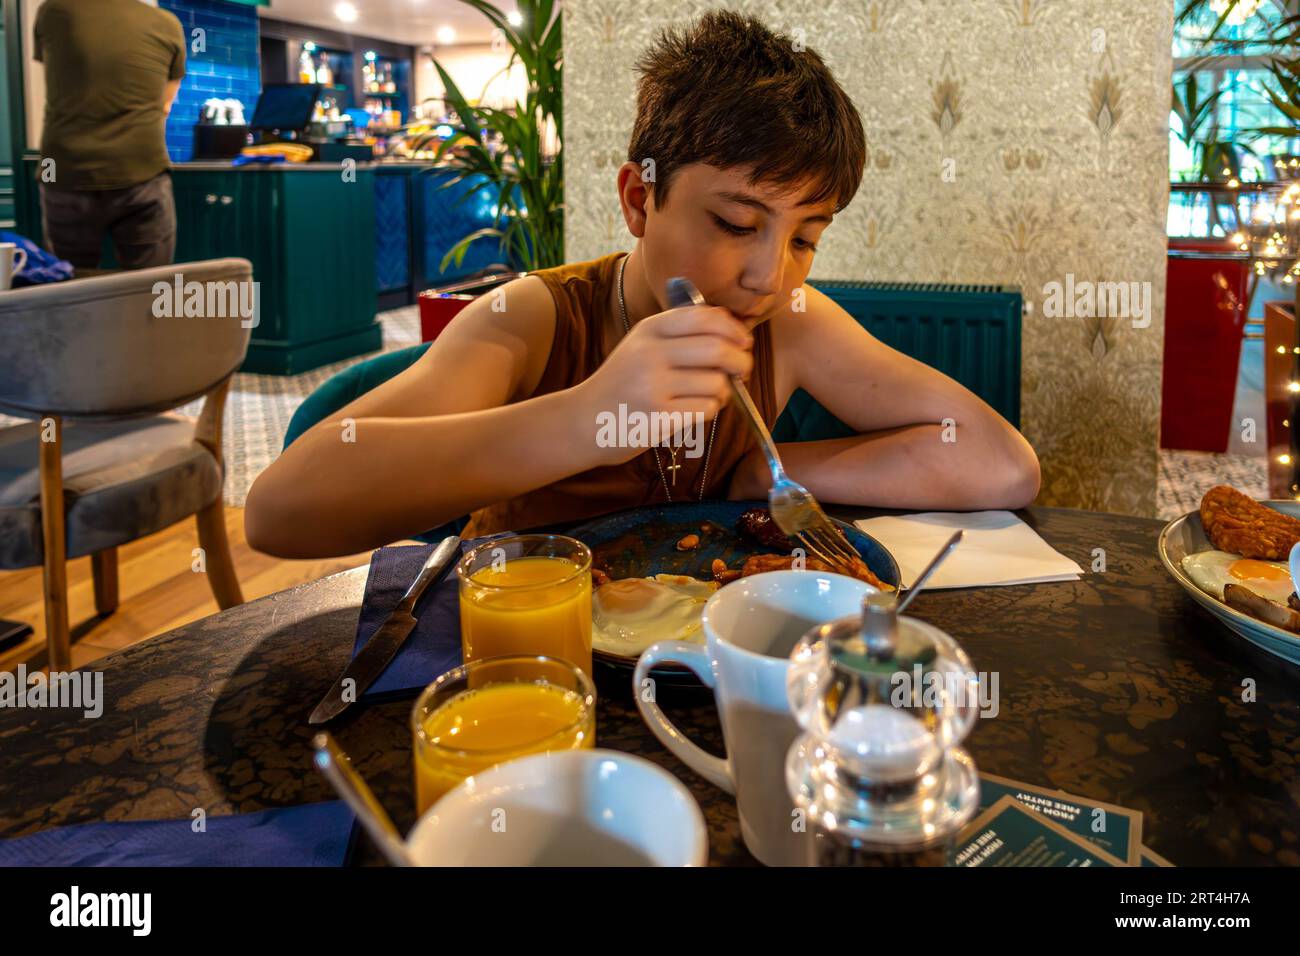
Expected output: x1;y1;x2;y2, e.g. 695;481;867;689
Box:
462;251;779;536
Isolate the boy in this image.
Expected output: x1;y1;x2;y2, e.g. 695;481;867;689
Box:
246;11;1039;558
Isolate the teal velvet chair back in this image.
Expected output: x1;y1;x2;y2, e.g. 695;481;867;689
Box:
284;343;430;448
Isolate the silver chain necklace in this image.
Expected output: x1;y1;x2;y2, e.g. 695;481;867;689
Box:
616;254;719;503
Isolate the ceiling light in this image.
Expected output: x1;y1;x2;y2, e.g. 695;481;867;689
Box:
436;26;456;44
334;2;359;24
507;11;523;26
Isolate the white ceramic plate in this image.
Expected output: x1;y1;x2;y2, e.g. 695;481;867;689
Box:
1158;500;1300;666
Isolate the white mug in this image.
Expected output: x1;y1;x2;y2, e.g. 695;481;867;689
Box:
406;749;708;866
634;570;877;866
0;243;27;291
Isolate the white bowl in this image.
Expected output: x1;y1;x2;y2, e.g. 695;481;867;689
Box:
1158;500;1300;666
406;749;708;866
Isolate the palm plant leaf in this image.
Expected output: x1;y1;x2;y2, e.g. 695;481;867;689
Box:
1176;0;1300;149
426;0;564;272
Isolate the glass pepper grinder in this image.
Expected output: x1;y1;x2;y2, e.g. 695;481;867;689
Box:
784;591;982;866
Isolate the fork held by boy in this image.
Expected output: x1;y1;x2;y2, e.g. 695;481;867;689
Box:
664;277;862;577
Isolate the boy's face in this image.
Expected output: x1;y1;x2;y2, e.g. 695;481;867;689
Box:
636;163;838;329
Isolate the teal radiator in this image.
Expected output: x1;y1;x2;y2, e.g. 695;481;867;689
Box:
771;281;1023;443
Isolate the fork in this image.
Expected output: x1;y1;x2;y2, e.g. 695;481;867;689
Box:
665;277;863;577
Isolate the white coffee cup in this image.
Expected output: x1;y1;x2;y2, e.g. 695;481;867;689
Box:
0;243;27;291
406;749;708;866
634;570;877;866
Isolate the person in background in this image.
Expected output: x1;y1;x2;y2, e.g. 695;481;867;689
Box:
33;0;186;270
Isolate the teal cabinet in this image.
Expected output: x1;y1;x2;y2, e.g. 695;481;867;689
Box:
171;164;381;374
0;17;13;230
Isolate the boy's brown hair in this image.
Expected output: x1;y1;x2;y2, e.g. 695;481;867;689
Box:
628;10;866;213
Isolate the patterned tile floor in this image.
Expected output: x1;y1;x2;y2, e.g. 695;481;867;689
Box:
0;303;1271;518
1156;450;1267;520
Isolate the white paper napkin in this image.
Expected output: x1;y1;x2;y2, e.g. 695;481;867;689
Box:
853;511;1084;589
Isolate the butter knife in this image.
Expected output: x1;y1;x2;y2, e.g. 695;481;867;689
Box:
308;535;461;725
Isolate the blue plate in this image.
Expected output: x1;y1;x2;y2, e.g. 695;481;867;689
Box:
567;500;900;670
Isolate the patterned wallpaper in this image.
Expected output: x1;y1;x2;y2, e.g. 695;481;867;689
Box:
563;0;1174;516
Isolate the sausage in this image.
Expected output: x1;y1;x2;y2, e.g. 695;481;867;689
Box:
736;508;792;550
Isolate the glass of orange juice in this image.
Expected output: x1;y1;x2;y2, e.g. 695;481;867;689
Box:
410;654;596;814
457;534;593;678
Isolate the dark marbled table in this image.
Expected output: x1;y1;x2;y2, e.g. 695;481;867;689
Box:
1;506;1298;866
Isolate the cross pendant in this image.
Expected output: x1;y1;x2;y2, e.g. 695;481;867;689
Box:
665;446;682;486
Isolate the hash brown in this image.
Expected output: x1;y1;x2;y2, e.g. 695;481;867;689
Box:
1200;485;1300;560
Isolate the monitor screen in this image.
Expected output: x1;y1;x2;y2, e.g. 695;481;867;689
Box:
250;83;320;131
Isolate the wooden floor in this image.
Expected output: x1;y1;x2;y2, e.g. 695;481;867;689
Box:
0;507;372;672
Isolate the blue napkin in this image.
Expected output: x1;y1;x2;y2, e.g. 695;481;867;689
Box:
1;229;74;286
352;533;514;701
0;800;356;867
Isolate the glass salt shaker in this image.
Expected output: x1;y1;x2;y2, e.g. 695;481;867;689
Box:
784;591;982;866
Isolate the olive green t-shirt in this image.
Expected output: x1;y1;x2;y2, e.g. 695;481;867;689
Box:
34;0;186;190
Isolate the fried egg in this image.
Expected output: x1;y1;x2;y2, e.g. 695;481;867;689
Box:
591;574;718;656
1182;550;1296;605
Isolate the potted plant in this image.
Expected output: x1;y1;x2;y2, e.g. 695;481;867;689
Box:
1172;73;1228;182
428;0;563;274
1177;0;1299;174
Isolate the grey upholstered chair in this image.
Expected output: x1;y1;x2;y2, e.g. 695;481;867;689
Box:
0;258;254;669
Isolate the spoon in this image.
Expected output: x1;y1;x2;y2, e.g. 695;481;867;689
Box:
895;530;964;614
312;731;415;867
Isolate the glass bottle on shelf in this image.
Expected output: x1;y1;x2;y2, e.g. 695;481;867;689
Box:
298;49;315;85
317;53;333;86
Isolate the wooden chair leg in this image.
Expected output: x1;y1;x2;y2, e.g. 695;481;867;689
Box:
38;415;71;671
194;376;242;609
91;547;119;616
196;498;244;609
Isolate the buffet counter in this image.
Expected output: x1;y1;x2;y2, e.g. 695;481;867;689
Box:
169;160;509;374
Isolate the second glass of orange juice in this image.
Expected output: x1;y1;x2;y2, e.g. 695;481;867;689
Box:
411;655;596;813
457;534;593;678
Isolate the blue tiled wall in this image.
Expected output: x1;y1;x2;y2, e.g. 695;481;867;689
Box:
159;0;261;162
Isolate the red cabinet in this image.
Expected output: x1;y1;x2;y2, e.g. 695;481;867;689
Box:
1162;239;1249;452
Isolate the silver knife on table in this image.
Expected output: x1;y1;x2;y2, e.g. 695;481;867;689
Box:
308;535;461;725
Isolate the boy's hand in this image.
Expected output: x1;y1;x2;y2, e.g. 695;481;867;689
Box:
575;304;753;465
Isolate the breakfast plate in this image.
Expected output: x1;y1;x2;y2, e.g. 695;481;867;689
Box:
567;500;901;673
1158;499;1300;666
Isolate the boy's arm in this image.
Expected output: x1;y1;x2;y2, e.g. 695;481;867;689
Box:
244;277;605;557
729;286;1040;510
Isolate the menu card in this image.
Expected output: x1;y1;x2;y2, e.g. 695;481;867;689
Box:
978;773;1143;864
952;797;1128;867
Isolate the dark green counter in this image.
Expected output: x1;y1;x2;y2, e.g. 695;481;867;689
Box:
171;163;381;375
